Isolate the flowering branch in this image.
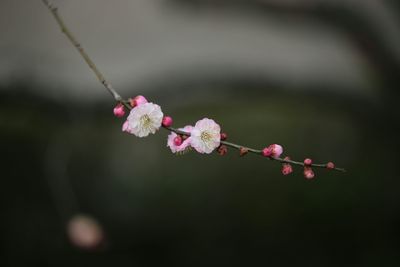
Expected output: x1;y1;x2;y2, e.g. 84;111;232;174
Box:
41;0;345;178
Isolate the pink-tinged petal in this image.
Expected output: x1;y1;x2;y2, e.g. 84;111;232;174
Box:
122;120;131;133
182;125;193;134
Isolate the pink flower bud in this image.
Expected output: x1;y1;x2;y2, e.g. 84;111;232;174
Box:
282;164;293;175
326;162;335;169
304;158;312;166
262;147;272;157
173;136;183;146
281;156;293;175
269;144;283;157
162;116;173;127
220;132;228;141
303;167;315;180
262;144;283;157
113;103;125;117
218;145;228;156
129;95;148;107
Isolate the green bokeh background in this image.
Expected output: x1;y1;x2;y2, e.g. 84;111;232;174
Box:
2;83;399;266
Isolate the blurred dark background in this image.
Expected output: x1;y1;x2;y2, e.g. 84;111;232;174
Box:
1;0;400;266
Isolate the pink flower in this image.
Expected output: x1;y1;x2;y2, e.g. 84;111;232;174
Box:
130;95;148;107
113;103;125;117
167;125;193;153
191;118;221;154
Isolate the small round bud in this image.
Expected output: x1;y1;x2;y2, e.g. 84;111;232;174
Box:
129;95;148;107
282;164;293;175
220;132;228;141
262;147;272;157
239;147;248;156
173;136;183;146
113;103;125;117
303;167;315;180
304;158;313;166
218;145;228;156
326;162;335;169
162;116;173;127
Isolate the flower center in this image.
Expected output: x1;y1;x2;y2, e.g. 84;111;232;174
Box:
200;131;212;143
140;114;152;128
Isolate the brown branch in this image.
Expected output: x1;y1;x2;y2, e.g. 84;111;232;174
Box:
41;0;123;103
41;0;345;173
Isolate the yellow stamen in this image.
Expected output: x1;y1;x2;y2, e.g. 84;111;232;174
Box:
140;114;152;129
201;131;212;142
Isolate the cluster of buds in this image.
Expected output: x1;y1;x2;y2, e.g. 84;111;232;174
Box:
303;158;315;179
217;132;228;156
113;95;150;118
262;144;284;158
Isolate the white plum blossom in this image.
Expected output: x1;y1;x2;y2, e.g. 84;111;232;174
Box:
191;118;221;154
123;102;163;137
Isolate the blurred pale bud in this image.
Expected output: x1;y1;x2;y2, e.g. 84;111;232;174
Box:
67;215;104;250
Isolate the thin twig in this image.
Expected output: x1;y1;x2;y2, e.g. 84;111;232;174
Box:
41;0;345;173
42;0;123;103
